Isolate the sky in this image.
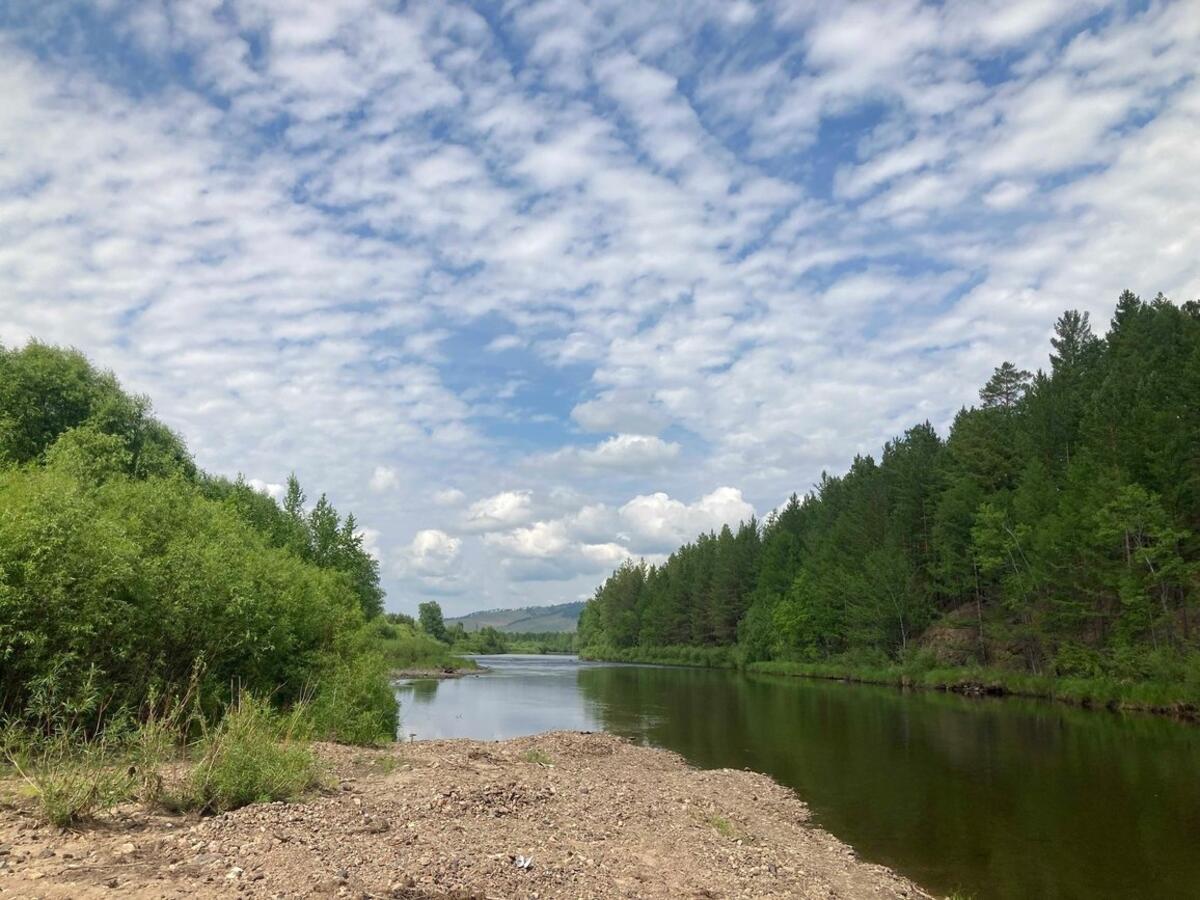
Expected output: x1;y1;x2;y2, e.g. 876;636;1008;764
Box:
2;0;1199;616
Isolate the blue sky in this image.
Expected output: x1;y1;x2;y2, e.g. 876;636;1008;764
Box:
2;0;1198;615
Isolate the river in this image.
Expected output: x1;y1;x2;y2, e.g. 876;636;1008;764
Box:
394;654;1200;900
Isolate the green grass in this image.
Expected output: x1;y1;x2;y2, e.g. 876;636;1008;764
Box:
3;691;349;824
179;694;323;814
2;714;174;827
7;739;135;827
706;814;736;838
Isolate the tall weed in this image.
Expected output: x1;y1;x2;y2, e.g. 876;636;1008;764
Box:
180;693;321;813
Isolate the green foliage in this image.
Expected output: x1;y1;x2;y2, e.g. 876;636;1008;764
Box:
200;473;385;620
580;294;1200;700
418;600;448;641
500;631;577;653
520;749;552;766
372;618;474;671
0;341;192;476
0;340;394;742
580;644;738;668
0;464;365;721
304;649;399;746
182;694;322;813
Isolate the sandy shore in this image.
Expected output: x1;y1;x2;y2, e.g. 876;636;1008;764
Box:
0;731;931;899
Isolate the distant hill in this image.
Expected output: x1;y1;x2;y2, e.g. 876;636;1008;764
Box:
446;601;585;634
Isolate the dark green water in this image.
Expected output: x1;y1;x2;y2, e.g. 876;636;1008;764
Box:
395;655;1200;900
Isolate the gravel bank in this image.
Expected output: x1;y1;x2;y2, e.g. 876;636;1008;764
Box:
0;731;931;899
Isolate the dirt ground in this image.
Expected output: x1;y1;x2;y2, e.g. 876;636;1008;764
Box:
0;731;932;899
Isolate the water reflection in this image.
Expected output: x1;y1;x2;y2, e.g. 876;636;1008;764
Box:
394;655;1200;900
394;655;610;739
400;677;440;704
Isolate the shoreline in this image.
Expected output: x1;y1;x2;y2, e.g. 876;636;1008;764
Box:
390;663;488;680
0;731;932;899
746;660;1200;721
579;648;1200;721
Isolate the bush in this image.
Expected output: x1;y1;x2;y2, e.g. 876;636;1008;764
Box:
372;619;472;671
306;649;398;746
0;340;394;743
182;695;321;813
0;464;370;728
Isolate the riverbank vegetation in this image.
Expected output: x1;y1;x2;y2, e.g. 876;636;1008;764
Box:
395;600;578;658
451;626;576;655
375;615;479;672
580;293;1200;714
0;341;408;823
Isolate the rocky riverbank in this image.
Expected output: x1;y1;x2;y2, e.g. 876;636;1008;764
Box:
0;731;930;899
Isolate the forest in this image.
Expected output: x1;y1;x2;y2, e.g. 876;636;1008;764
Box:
579;293;1200;704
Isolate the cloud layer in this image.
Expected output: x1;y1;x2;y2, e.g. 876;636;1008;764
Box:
2;1;1197;612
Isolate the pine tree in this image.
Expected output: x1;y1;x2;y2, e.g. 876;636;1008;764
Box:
980;362;1033;409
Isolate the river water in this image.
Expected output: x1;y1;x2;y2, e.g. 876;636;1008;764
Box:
394;654;1200;900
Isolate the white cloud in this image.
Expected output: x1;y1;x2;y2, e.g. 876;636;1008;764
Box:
485;334;525;352
571;392;672;435
619;487;756;552
396;528;465;593
246;478;286;502
463;490;534;532
407;529;462;572
485;520;570;558
2;0;1197;614
369;465;399;492
983;180;1034;210
484;519;635;582
541;433;681;472
581;434;680;468
433;487;466;507
357;526;383;561
477;486;752;583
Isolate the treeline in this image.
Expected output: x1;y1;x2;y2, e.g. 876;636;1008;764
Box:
580;293;1200;688
396;602;576;655
0;341;394;742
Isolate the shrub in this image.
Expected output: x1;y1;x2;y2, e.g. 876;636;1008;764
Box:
182;694;321;813
372;619;470;671
306;649;398;746
0;465;369;728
